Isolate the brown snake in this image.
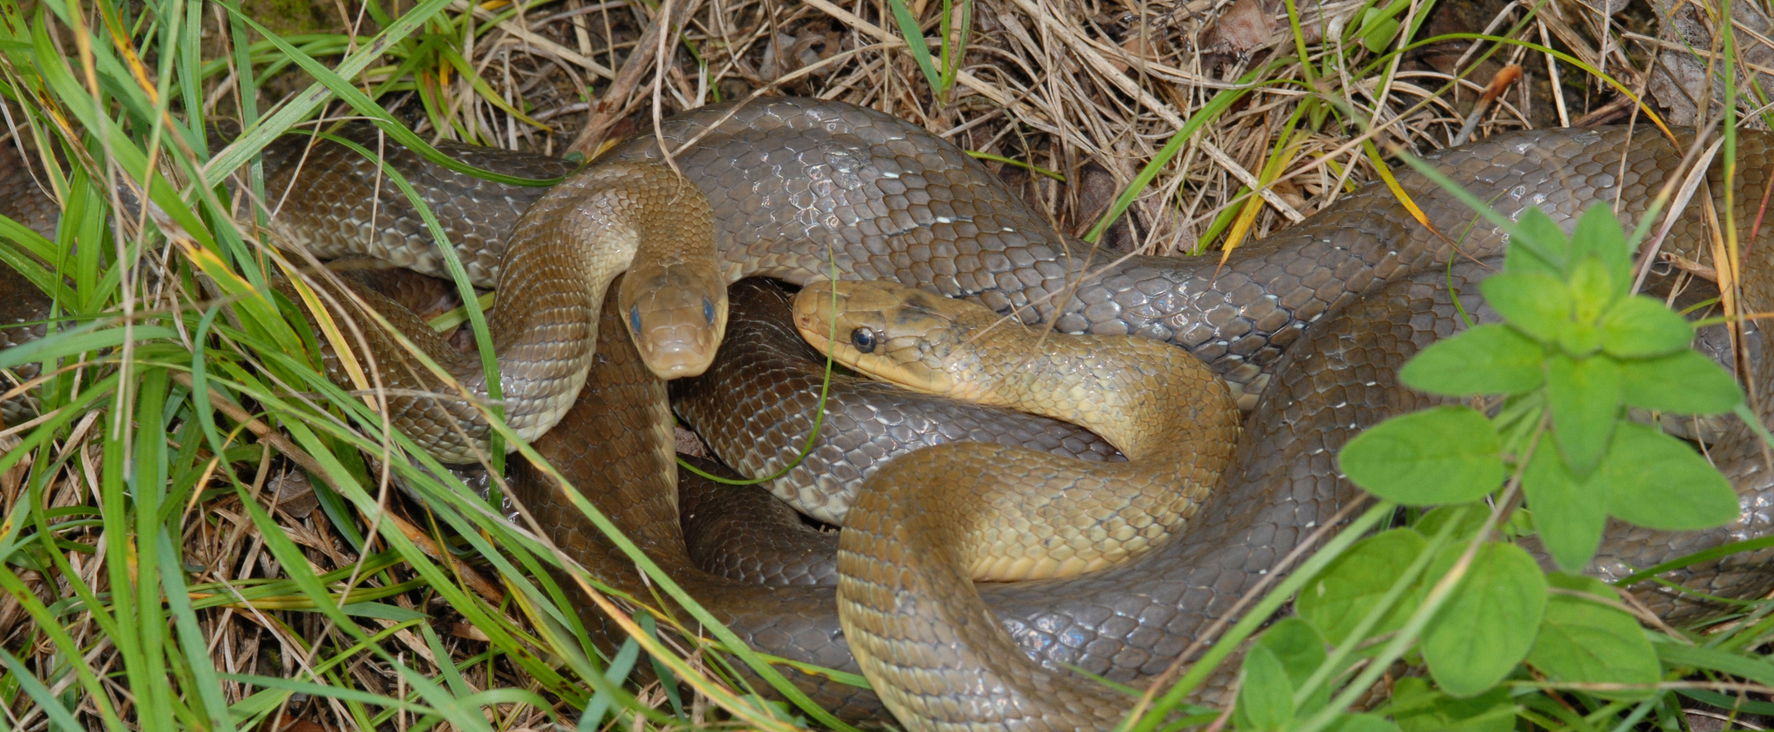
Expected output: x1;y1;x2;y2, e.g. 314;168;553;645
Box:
6;98;1774;729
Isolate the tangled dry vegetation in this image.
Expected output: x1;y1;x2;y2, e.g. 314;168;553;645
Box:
2;0;1772;728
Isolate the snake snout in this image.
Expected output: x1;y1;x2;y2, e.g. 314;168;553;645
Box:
789;280;849;349
636;336;719;378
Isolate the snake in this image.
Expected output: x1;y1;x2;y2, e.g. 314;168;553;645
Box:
792;278;1240;581
247;125;729;463
6;98;1774;729
788;276;1250;722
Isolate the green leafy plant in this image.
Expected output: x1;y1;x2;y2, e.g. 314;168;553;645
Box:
1232;203;1754;730
1349;203;1742;558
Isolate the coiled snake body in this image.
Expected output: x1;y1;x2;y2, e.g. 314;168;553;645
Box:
6;98;1774;729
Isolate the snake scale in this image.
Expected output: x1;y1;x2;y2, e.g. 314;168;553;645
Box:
6;97;1774;729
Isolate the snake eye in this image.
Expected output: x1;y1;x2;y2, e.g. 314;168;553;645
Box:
849;327;879;353
703;297;716;324
629;306;643;334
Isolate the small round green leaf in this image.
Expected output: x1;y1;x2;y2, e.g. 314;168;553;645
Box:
1480;272;1570;343
1575;205;1624;276
1299;529;1428;645
1555;320;1604;358
1565;256;1620;324
1601;422;1739;531
1253;617;1329;678
1618;350;1744;414
1251;618;1332;714
1422;542;1547;697
1399;324;1544;397
1599;295;1694;358
1521;445;1609;572
1527;575;1658;699
1570;203;1635;284
1339;407;1505;505
1546;353;1621;476
1236;644;1295;731
1502;208;1569;277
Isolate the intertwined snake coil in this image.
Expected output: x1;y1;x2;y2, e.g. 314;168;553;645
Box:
4;97;1773;730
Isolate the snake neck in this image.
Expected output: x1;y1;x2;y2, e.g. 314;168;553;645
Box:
964;328;1233;463
483;162;718;437
306;162;714;464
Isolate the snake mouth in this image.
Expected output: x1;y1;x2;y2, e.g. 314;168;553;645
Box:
636;339;720;379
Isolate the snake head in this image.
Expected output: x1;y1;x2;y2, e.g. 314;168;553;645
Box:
791;279;995;402
617;264;729;379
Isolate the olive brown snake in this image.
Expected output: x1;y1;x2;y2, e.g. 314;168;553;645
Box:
5;97;1774;729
